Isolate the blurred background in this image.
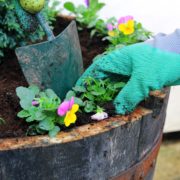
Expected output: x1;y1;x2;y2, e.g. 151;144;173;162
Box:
59;0;180;179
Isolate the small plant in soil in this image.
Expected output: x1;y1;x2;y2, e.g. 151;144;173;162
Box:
72;77;125;113
16;77;125;137
16;85;79;137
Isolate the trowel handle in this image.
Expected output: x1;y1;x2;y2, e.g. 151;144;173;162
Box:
36;12;55;41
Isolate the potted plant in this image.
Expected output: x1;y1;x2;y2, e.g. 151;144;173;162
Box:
0;0;170;179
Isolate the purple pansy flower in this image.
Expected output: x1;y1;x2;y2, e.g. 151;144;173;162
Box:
57;97;74;116
106;24;114;31
84;0;89;7
32;100;39;106
118;15;133;24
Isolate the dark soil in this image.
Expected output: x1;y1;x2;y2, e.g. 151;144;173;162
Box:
0;51;28;138
0;16;109;138
53;16;108;69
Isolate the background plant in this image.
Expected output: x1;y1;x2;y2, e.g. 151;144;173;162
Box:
104;16;152;51
0;0;60;58
64;1;152;49
64;0;107;37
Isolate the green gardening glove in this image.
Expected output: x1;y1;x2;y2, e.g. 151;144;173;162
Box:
76;30;180;114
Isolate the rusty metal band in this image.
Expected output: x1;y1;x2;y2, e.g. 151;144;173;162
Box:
111;134;162;180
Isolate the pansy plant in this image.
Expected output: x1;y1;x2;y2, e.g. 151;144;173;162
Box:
57;97;79;127
16;85;79;137
104;15;152;51
72;77;126;114
16;78;126;136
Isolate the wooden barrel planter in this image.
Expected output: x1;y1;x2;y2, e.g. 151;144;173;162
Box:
0;88;169;180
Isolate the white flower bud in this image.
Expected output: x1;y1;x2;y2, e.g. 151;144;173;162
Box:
91;112;108;121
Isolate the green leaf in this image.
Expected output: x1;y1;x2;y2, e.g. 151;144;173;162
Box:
29;85;40;95
90;29;97;38
39;119;55;131
45;89;58;99
88;21;96;28
35;111;47;121
84;93;94;101
17;110;30;118
19;100;32;110
73;86;86;93
94;3;105;12
57;116;64;125
0;118;5;125
84;101;95;113
89;0;98;8
26;116;35;122
48;126;60;137
26;125;39;136
113;82;126;89
74;97;84;106
16;86;35;100
136;22;142;29
39;92;46;98
65;90;76;100
76;5;86;14
16;86;35;110
91;88;106;96
64;2;75;12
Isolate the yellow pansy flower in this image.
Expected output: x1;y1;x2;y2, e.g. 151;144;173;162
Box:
64;104;79;127
118;20;134;35
108;30;117;37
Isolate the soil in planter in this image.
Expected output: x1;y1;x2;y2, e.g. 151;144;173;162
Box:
53;17;108;69
0;17;109;138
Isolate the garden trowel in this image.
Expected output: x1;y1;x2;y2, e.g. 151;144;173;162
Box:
14;0;83;99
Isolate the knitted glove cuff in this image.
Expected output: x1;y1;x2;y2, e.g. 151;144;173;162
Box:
145;29;180;54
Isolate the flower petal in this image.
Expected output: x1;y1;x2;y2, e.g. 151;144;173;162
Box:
118;24;126;32
123;27;134;35
108;31;117;37
91;112;108;121
84;0;89;7
118;17;126;24
71;104;79;113
69;96;74;109
64;112;71;127
64;111;77;127
70;113;77;123
107;23;113;31
57;101;69;116
32;100;39;106
127;20;134;28
124;15;133;22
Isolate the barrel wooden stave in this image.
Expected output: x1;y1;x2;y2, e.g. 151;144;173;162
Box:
0;90;169;180
137;89;169;160
0;120;141;180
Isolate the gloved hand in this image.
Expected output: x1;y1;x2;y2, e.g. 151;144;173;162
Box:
76;30;180;114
